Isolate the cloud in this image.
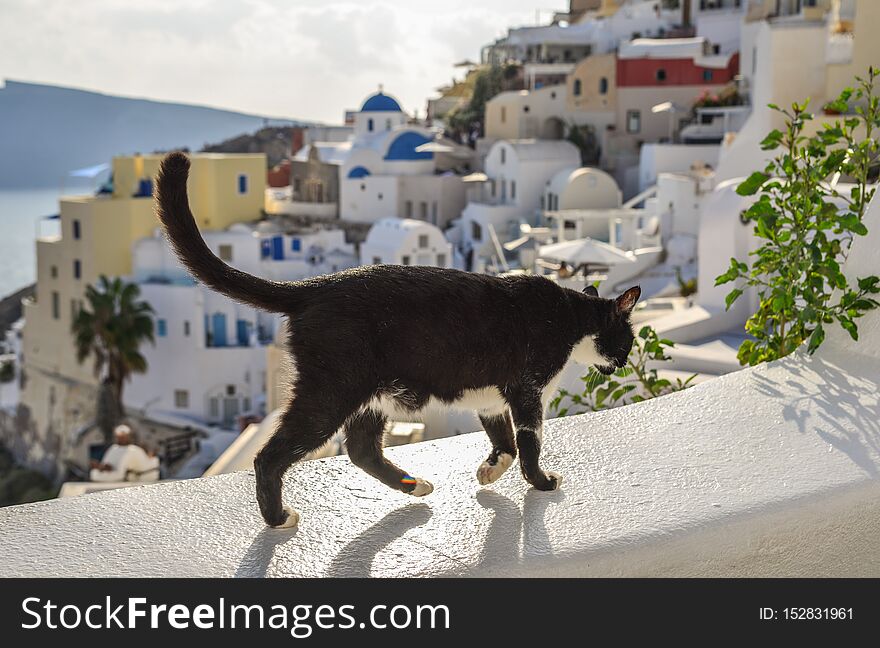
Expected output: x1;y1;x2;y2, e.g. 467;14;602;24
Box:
0;0;560;122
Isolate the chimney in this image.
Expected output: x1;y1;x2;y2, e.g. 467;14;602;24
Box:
291;127;305;156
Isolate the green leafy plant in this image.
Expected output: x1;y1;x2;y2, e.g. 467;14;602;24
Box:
566;122;600;166
675;267;697;297
0;360;14;384
550;326;695;416
446;63;521;140
72;276;155;444
716;68;880;366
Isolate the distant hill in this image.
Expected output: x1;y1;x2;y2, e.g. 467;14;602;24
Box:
0;80;312;188
201;126;295;169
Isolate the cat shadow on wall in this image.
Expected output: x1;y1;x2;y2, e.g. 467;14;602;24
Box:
475;488;565;575
235;525;301;578
321;489;564;576
333;487;565;576
235;504;433;577
326;503;433;577
235;490;563;577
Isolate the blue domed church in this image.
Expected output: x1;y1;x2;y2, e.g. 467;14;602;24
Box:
339;88;467;228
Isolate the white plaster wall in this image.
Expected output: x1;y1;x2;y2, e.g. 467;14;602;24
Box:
694;6;745;55
460;203;522;256
340;176;399;223
361;222;451;267
639;143;720;192
556;167;621;210
716;21;829;183
485;86;568;140
398;174;467;229
133;230;263;282
655;173;703;238
127;284;270;424
353;110;406;139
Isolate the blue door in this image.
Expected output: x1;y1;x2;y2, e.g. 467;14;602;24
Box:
272;236;284;260
211;313;227;347
236;319;250;346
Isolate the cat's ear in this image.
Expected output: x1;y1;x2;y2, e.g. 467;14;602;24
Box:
615;286;641;314
582;285;599;297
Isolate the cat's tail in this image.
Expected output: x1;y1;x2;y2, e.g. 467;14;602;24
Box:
155;151;299;313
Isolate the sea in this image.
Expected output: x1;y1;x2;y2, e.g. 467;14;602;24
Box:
0;187;72;299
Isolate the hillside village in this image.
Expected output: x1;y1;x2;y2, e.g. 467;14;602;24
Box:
0;0;874;499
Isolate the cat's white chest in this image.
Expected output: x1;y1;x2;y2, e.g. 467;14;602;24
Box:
570;335;605;366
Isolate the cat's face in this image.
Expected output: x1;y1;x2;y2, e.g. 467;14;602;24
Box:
583;285;640;375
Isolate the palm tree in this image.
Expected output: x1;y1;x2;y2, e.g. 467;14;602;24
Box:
72;276;155;444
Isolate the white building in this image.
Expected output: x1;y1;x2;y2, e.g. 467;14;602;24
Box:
690;0;749;55
338;91;468;229
485;0;683;89
361;218;452;268
126;223;357;428
542;166;622;239
642;0;877;344
459;139;581;265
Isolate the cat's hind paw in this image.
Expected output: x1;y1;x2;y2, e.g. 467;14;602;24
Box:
545;471;563;490
476;452;514;485
271;505;300;529
530;471;563;491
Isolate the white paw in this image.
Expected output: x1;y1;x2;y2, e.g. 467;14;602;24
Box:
546;471;563;490
272;505;300;529
410;478;434;497
476;452;514;485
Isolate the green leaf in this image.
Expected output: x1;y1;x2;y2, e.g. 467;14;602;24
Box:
760;129;784;150
736;172;770;196
857;276;879;292
725;288;743;311
807;324;825;354
840;318;858;341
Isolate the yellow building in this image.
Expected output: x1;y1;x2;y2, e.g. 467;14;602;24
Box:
19;153;266;478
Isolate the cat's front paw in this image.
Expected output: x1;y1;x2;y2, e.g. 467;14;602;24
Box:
531;471;563;491
408;478;434;497
271;505;300;529
476;452;514;485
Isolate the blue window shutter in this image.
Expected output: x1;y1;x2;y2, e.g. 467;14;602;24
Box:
157;319;167;337
272;236;284;260
260;239;272;259
238;174;248;194
291;237;301;252
211;313;227;346
236;319;250;346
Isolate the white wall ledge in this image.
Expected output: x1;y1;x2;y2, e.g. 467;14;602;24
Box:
1;345;879;577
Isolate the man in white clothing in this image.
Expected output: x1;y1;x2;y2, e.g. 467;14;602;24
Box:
89;424;160;483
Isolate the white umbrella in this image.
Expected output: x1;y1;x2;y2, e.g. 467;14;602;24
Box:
415;141;455;153
538;238;636;266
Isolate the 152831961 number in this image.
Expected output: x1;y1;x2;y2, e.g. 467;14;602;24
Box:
784;608;853;620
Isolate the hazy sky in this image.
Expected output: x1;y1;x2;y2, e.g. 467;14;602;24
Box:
0;0;567;123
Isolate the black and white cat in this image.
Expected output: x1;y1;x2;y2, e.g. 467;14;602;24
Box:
155;152;640;528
